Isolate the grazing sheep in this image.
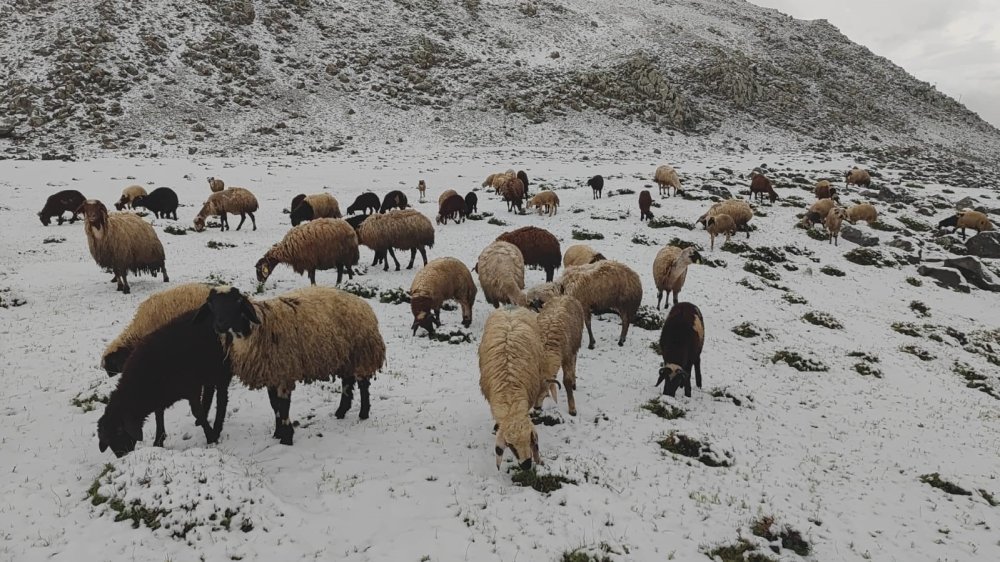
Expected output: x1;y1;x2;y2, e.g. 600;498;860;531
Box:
815;180;838;201
531;295;585;416
380;190;408;213
194;285;386;444
697;199;753;238
517;170;530;196
654;165;682;197
481;173;500;189
490;172;515;194
193;187;258;232
500;178;525;213
256;218;359;285
38;189;85;226
356;208;435;271
749;171;778;204
639;190;654;221
409;257;477;335
346;192;381;216
653;246;702;309
524;281;562;305
438;189;459;206
476;241;527;308
845;202;878;225
705;214;737;250
437;193;467;225
479;307;548;470
97;309;232;457
80;199;168;294
344;214;368;231
114;185;148;211
526;190;559;216
825;207;847;246
588;175;604;199
558;260;642;349
656;302;704;397
465;191;479;214
207;177;225;192
496;226;561;282
562;244;605;268
939;210;994;239
132;187;179;220
417;180;427;202
801;198;837;227
845;167;872;189
290;193;342;226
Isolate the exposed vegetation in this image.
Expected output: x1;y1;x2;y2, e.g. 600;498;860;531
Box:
657;432;731;467
802;311;843;329
920;473;971;496
771;350;828;372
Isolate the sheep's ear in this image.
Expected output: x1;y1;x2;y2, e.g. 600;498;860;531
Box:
193;303;212;324
240;298;260;324
123;416;142;442
495;433;506;470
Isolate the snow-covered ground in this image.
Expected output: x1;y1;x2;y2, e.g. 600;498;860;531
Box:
1;150;999;562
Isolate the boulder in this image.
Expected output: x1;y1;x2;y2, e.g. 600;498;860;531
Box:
875;186;916;204
954;196;977;210
943;256;1000;292
965;231;1000;259
917;265;970;292
840;225;879;247
887;238;915;252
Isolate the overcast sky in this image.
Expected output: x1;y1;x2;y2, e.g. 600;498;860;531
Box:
749;0;1000;128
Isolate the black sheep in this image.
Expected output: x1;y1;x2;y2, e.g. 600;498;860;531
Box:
97;309;232;457
347;192;380;215
132;187;179;220
38;189;86;226
437;194;467;224
464;191;478;214
379;190;408;213
345;214;368;231
587;175;604;199
656;302;704;397
517;170;530;196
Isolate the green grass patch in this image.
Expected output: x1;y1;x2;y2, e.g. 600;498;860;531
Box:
631;233;656;246
43;236;66;244
953;362;999;400
737;278;765;291
979;489;999;507
868;220;900;232
487;217;508;226
898;216;932;232
510;468;577;493
641;399;685;420
530;411;562;426
559;550;613;562
920;473;971;496
805;227;828;241
782;292;808;305
710;388;746;407
206;240;236;249
906;276;923;287
819;265;845;277
750;516;812;556
657;432;731;467
648;216;694;230
378;287;410;304
720;241;751;254
571;228;604;241
900;345;935;361
844;248;897;268
732;322;761;338
704;540;776;562
802;311;843;329
745;246;787;264
163;225;188;235
853;362;883;377
743;261;780;281
72;391;109;413
466;213;484;221
427;329;472;344
892;322;923;337
632;305;664;331
771;350;828;372
910;301;930;317
668;237;703;251
340;282;377;299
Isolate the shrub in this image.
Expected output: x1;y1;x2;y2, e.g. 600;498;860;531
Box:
732;322;760;338
631;233;656;245
571;228;604;240
206;240;236;249
641;399;685;420
510;468;576;493
802;311;843;329
844;248;896;268
163;225;188;235
648;217;694;230
910;300;930;317
900;345;935;361
898;216;932;232
658;432;731;467
743;261;780;281
920;473;971;496
750;516;812;556
632;305;664;331
771;350;828;372
340;282;377;299
487;217;508;226
720;241;751;254
378;287;410;304
668;237;702;251
782;293;808;304
906;277;923;287
819;265;845;277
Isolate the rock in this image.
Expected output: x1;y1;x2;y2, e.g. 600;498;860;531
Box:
966;231;1000;258
954;196;977;210
840;225;879;247
887;237;915;252
875;186;916;204
702;185;733;199
917;265;970;292
944;256;1000;292
0;121;15;138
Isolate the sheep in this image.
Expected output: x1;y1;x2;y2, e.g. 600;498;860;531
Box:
478;307;548;470
417;180;427;202
524;281;562;305
845;167;872;189
654;165;682;197
475;241;527;308
749;171;778;204
697;199;753;238
656;302;704;397
801;198;837;228
97;309;232;457
132;187;179;220
193;187;258;232
526;190;559;216
500;177;525;213
80;199;168;294
562;244;605;268
481;173;500;189
496;226;561;282
38;189;85;226
409;257;477;335
437;193;467;225
815;180;838;201
345;213;368;231
490;171;515;194
380;190;408;213
530;295;585;416
845;202;878;225
290;193;342;226
939;210;994;239
706;214;737;250
639;190;654;221
346;192;380;216
114;185;148;211
465;191;479;214
207;177;225;192
558;260;642;349
653;246;702;309
256;218;359;285
194;285;386;444
588;175;604;199
825;207;847;246
438;189;459;206
517;170;530;196
356;208;435;271
101;283;214;376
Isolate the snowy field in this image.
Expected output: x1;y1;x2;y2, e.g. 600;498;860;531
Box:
1;150;999;562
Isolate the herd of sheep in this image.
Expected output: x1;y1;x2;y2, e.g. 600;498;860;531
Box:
35;164;997;469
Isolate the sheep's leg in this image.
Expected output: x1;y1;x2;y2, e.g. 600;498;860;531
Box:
153;410;166;447
266;386;281;438
249;212;256;231
684;370;693;398
709;233;715;251
673;289;680;306
308;269;317;285
419;247;428;266
335;375;355;419
119;271;131;295
220;212;228;231
545;266;554;283
371;251;380;267
694;356;702;390
186;393;215;444
358;378;371;420
564;357;578;416
407;248;417;269
161;264;169;283
656;290;663;310
460;300;472;327
617;314;630;347
211;381;229;441
584;312;596;350
235;212;247;231
276;388;294;446
335;266;343;284
389;248;401;271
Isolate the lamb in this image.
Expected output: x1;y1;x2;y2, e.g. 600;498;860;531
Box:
97;309;232;457
465;191;479;214
639;190;654;221
654;165;682;197
530;295;585;416
653;246;702;309
656;302;704;397
500;177;525;213
526;190;559;216
417;180;427;202
815;180;838;201
588;175;604;199
132;187;179;220
437;193;467;224
517;170;530;196
496;226;561;282
475;241;527;308
38;189;85;226
562;244;605;268
939;210;994;239
207;177;225;192
705;213;737;250
697;199;753;238
845;167;872;189
801;198;837;227
114;185;148;211
478;307;548;470
356;208;435;271
194;285;386;445
438;189;459;206
825;207;847;246
290;193;342;226
193;187;258;232
346;192;381;216
749;171;778;204
558;260;642;349
80;199;168;294
380;190;409;213
845;202;878;225
256;218;359;285
409;257;477;335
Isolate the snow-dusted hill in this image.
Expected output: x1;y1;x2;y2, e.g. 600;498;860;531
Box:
1;147;999;561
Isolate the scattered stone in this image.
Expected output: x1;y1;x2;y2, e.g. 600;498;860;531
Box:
840;225;879;247
917;265;969;292
943;257;1000;292
965;232;1000;259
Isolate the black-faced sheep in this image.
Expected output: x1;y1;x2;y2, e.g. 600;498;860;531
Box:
531;295;585;416
939;210;994;239
697;199;753;238
656;302;704;397
437;193;467;225
346;192;381;216
256;218;359;285
132;187;179;220
654;165;681;197
588;175;604;199
845;203;878;225
380;190;408;213
290;193;342;226
562;244;605;268
825;207;847;246
496;226;561;282
356;208;435;271
706;214;736;250
476;240;527;308
845;167;872;189
207;177;225;192
38;189;86;226
193;187;258;232
80;199;168;294
558;260;642;349
639;190;654;221
465;191;478;214
653;246;702;309
517;170;530;196
114;185;148;211
749;171;778;204
527;191;559;216
409;257;477;335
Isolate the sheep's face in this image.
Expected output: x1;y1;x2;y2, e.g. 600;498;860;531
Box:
255;258;276;283
80;200;108;230
97;410;142;458
496;419;539;471
196;286;260;338
101;347;131;376
657;363;690;397
411;311;435;336
38;212;50;226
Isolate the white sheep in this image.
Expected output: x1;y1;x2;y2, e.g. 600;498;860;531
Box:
80;199;168;294
653;246;702;309
654;165;682;197
845;203;878;225
562;244;606;268
526;191;559;216
409;257;478;335
697;199;753;238
705;213;736;250
825;207;847;246
475;241;527;308
532;295;585;416
356;208;435;271
558;260;642;349
255;218;359;285
114;185;148;211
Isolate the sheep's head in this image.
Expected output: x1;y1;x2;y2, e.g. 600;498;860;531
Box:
657;363;690;397
410;296;439;335
79;200;108;230
101;346;131;377
194;286;260;338
255;256;279;283
496;418;539;471
681;247;703;265
132;195;147;209
97;407;142;458
768;191;778;203
289;201;312;227
38;211;50;226
938;215;959;229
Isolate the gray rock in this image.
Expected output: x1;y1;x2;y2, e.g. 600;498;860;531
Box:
875;186;916;204
944;256;1000;292
954;196;977;210
917;265;970;292
841;225;879;247
966;231;1000;259
887;238;915;252
701;184;733;199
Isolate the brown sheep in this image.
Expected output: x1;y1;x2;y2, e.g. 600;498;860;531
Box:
845;167;872;189
939;210;995;239
845;203;878;225
801;198;837;228
639;190;654;221
496;226;561;282
749;171;778;204
656;302;704;397
825;207;847;246
815;180;838;201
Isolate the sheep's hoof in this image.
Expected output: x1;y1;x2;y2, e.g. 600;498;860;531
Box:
569;410;577;417
279;435;293;446
334;409;347;420
588;343;595;350
618;341;624;347
359;410;369;421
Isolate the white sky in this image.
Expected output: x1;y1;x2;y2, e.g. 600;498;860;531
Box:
749;0;1000;128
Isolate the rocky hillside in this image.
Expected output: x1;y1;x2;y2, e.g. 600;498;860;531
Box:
1;0;999;162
